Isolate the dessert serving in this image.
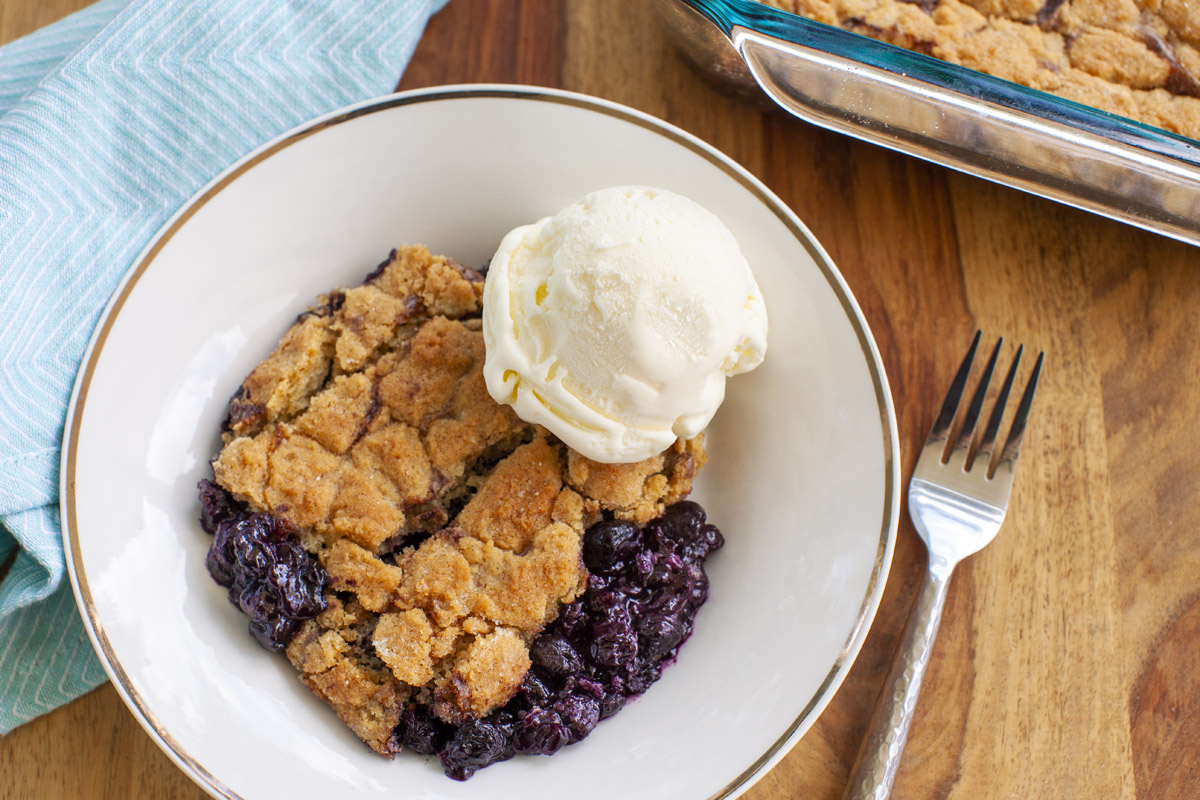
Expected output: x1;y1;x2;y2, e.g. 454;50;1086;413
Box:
756;0;1200;140
482;185;768;463
198;188;767;780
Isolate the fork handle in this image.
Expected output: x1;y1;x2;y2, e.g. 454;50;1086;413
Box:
840;565;953;800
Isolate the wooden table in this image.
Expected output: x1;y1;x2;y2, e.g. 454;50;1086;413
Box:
3;1;1199;798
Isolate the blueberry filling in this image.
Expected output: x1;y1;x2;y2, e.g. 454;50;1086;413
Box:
198;480;327;651
197;482;722;779
431;501;723;780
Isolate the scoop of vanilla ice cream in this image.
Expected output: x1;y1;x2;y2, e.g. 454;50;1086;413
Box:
481;186;767;463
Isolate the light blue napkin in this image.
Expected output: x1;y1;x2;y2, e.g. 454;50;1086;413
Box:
0;0;446;734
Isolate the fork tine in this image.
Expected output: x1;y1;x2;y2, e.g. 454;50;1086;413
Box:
929;330;980;443
997;350;1044;467
975;344;1022;467
953;337;1002;456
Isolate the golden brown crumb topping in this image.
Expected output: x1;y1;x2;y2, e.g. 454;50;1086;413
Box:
215;245;705;754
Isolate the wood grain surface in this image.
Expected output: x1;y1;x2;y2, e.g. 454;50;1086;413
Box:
3;1;1199;798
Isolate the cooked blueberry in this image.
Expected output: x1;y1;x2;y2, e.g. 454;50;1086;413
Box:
663;500;706;535
590;619;638;668
646;582;689;617
205;522;238;586
625;660;662;695
397;706;450;755
566;675;606;700
592;595;633;630
512;709;570;756
279;568;325;617
554;693;601;742
632;549;656;582
197;479;242;535
249;615;301;652
648;553;683;587
681;523;725;563
638;613;687;663
439;720;512;780
531;636;583;676
557;600;588;639
519;670;556;708
583;520;642;574
231;518;275;572
599;691;626;719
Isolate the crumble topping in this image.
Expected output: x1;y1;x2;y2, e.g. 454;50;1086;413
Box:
211;245;705;754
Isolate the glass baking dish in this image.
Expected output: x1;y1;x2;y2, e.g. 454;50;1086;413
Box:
654;0;1200;247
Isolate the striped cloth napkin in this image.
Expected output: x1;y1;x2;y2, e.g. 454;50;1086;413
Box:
0;0;446;734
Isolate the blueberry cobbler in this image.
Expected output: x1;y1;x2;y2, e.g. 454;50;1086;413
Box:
757;0;1200;140
198;245;725;779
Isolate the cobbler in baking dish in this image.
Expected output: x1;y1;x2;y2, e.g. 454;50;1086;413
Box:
759;0;1200;140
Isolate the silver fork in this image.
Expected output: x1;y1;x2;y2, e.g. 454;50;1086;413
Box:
841;332;1044;800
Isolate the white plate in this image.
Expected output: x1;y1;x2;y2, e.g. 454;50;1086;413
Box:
62;85;899;800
